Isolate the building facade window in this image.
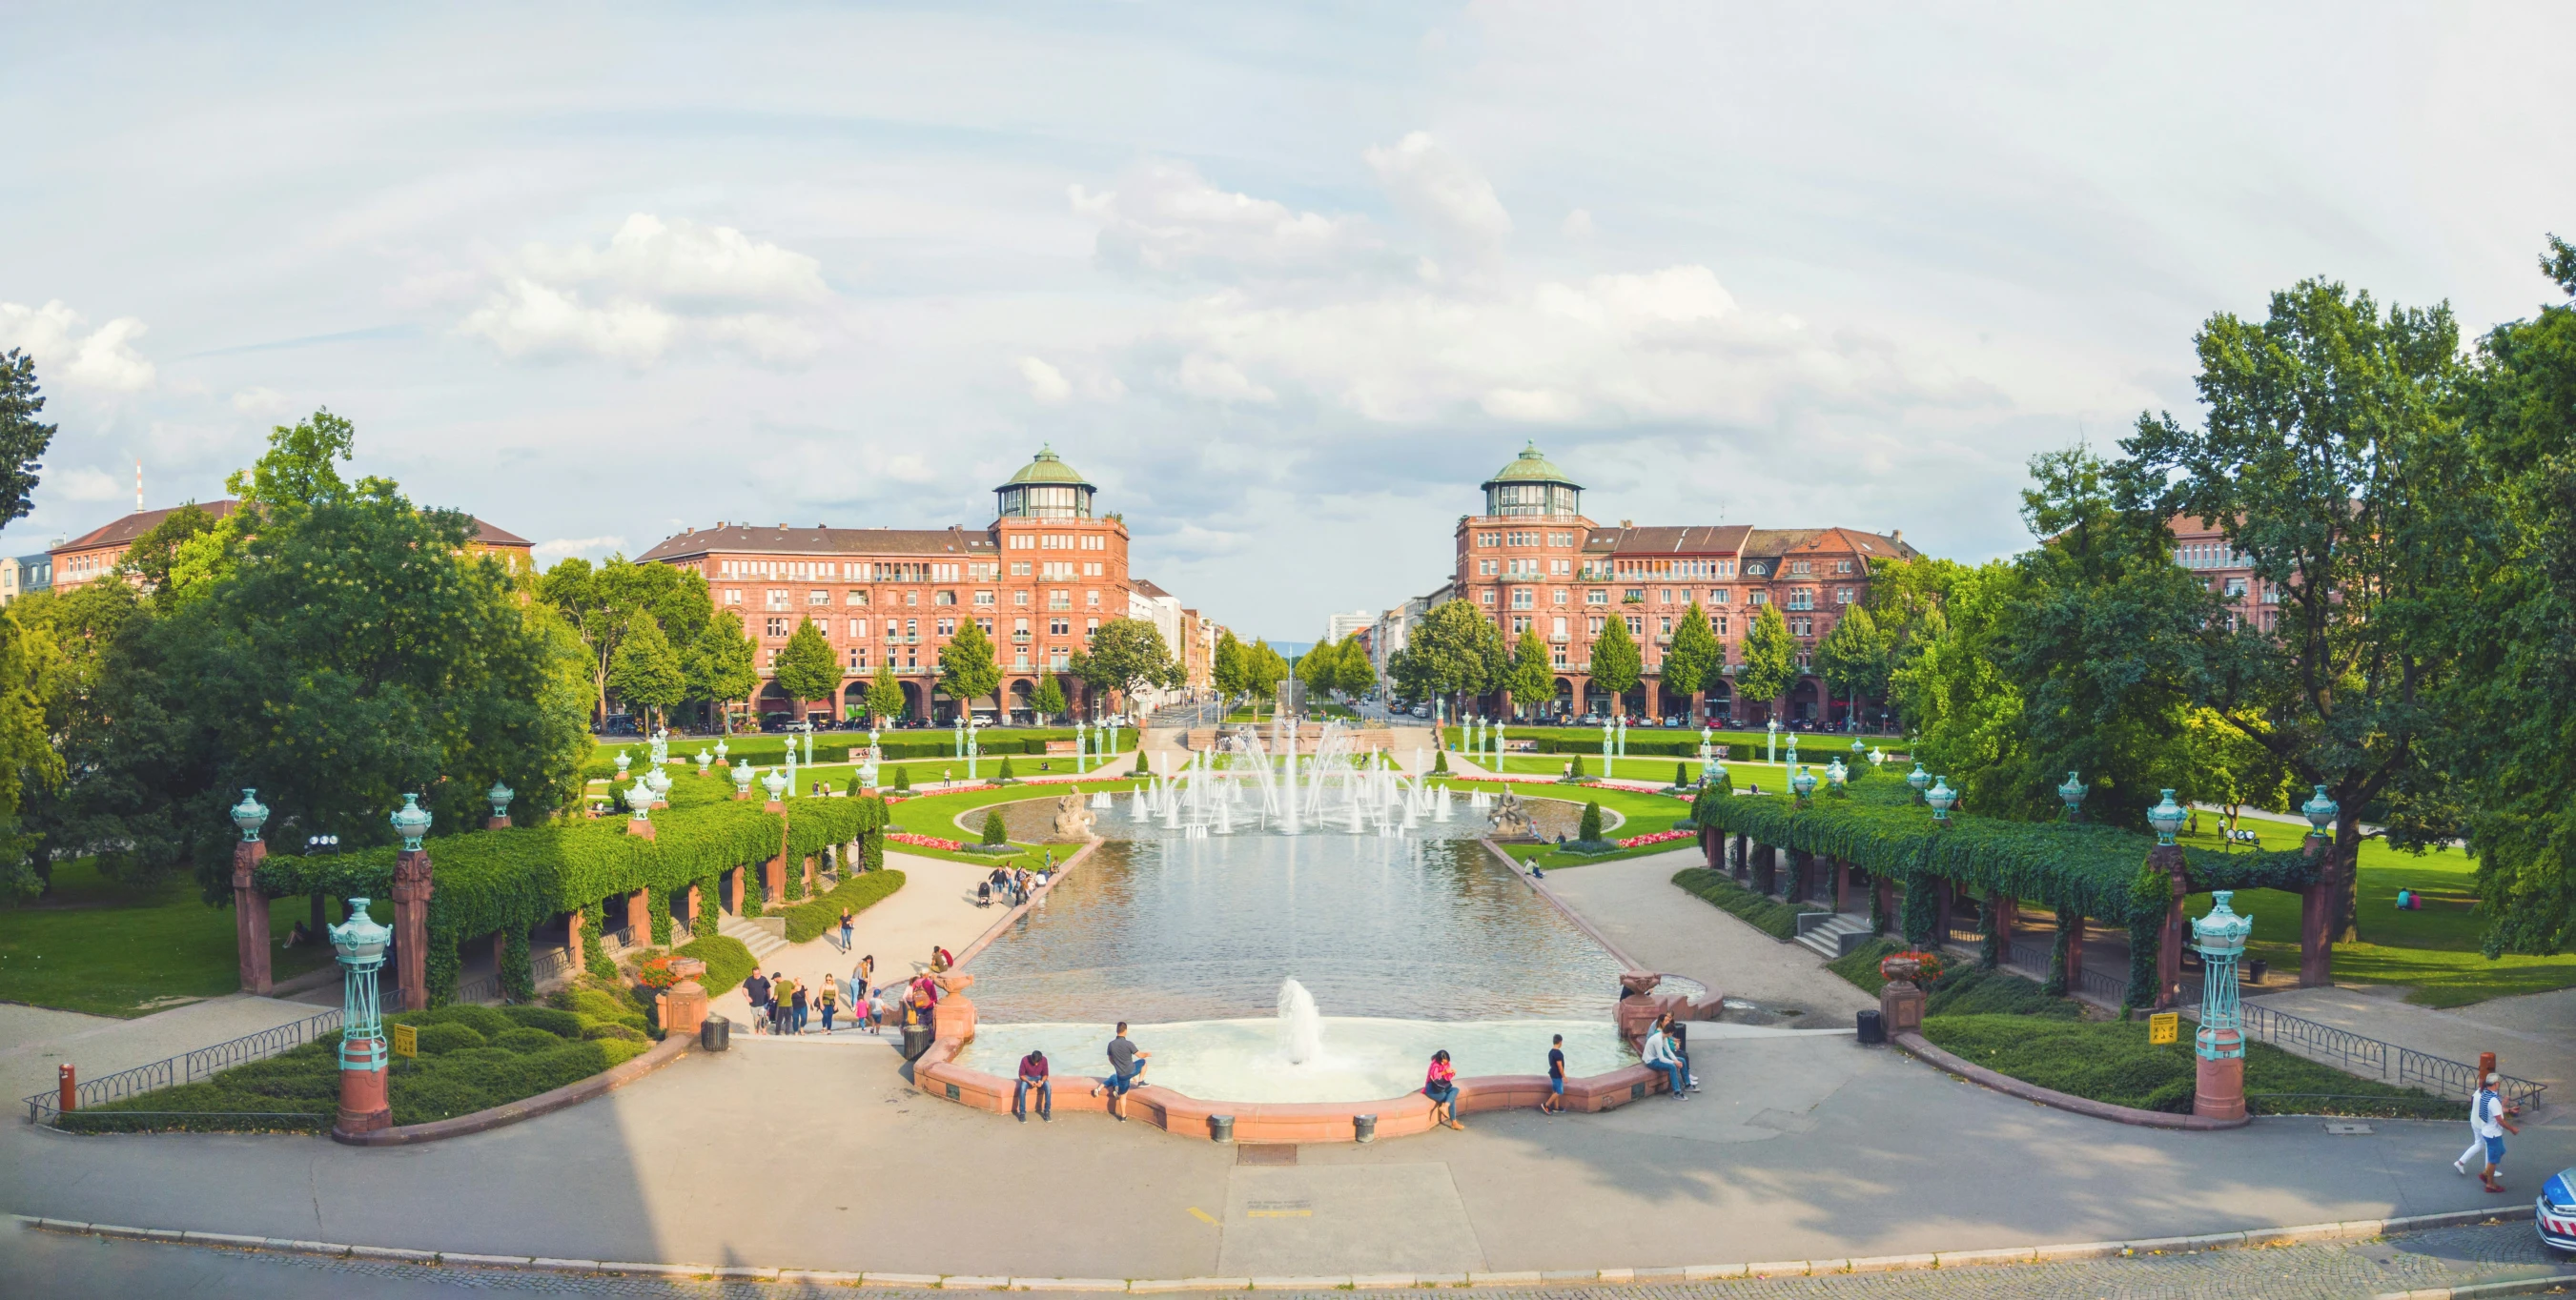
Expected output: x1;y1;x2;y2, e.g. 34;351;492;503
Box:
765;617;789;637
725;588;743;605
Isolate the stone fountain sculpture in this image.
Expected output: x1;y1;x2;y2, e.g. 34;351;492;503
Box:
1053;789;1097;840
1487;787;1536;840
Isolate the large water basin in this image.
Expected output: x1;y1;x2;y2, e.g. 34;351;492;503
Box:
958;1015;1632;1104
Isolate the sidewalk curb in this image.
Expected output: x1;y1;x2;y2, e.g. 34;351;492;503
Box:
13;1206;2537;1288
331;1032;694;1147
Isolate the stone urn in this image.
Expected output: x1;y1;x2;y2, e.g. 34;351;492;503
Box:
662;957;711;1036
1877;954;1928;1036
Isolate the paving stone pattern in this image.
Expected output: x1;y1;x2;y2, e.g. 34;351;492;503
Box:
12;1223;2571;1300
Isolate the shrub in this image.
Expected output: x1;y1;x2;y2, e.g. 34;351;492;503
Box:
411;1022;488;1054
583;1023;649;1044
1670;866;1824;940
894;766;913;792
981;810;1009;846
677;935;755;998
1674;762;1689;787
780;869;907;945
493;1026;566;1054
997;757;1016;782
1579;802;1604;842
1432;749;1449;775
500;1005;584;1038
1568;754;1587;778
550;981;652;1036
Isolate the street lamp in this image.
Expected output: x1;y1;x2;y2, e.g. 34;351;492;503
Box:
1924;775;1957;823
624;777;654;823
1906;762;1932;804
232;789;269;842
2056;770;2086;821
2147;789;2186;845
328;896;393;1134
2300;783;2338;842
1791;764;1817;805
2190;890;2254;1121
1825;758;1848;796
730;762;755;800
762;766;789;803
695;748;711;776
390;794;432;851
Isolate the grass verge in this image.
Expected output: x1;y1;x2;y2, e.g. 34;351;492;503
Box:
778;869;907;945
1;858;351;1017
1669;866;1825;940
70;978;661;1132
1919;1014;2451;1118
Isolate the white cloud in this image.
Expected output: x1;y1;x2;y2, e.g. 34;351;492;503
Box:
457;215;828;367
1169;354;1277;404
532;535;627;567
1562;209;1596;239
1071;160;1393;285
231;386;293;416
1018;356;1072;403
52;465;126;502
1363;132;1514;262
0;300;155;391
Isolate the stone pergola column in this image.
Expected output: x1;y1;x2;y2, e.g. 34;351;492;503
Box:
725;867;744;915
1788;848;1812;904
2062;911;2087;990
233;837;272;995
565;908;585;971
391;848;433;1011
685;884;701;934
1989;892;2017;965
1873;874;1896;935
1831;858;1850;914
624;890;649;945
2154;844;2191;1010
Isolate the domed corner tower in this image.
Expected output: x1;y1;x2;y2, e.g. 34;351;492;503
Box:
994;445;1096;520
1481;442;1583;518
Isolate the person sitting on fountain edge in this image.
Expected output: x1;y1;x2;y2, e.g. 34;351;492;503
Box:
1014;1049;1052;1122
1424;1049;1463;1130
1093;1022;1149;1121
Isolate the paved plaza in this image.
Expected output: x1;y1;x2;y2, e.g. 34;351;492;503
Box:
4;850;2571;1287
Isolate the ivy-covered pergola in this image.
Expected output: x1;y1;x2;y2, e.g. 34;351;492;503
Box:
1690;767;2321;1006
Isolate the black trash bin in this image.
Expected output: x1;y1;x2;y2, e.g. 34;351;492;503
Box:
1855;1008;1885;1046
700;1015;730;1052
1353;1113;1378;1144
901;1024;933;1062
1210;1114;1235;1143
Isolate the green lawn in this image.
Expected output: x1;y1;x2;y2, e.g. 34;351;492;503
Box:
1921;1013;2450;1117
882;780;1144;873
1671;866;1822;939
0;859;358;1018
1489;755;1824;788
2169;817;2576;1007
1441;779;1698;868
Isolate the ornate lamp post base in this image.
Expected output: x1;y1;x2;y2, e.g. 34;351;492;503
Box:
335;1044;393;1137
2194;1030;2247;1121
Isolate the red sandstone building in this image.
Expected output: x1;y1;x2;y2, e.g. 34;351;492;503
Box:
637;448;1189;723
50;499;534;593
1451;444;1919;728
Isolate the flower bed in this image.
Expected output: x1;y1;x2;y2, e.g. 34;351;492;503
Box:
1617;828;1695;850
889;831;964;852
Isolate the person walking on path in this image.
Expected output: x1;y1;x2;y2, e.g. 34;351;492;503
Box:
819;974;839;1034
839;908;855;952
789;979;810;1034
2455;1081;2523;1175
1014;1049;1053;1122
2462;1076;2521;1193
746;971;772;1035
1541;1035;1566;1115
1643;1023;1687;1100
1092;1023;1149;1121
1424;1049;1463;1129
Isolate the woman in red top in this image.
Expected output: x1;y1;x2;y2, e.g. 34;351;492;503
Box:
1423;1050;1462;1130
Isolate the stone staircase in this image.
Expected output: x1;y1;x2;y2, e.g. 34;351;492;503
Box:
718;912;790;962
1794;912;1873;961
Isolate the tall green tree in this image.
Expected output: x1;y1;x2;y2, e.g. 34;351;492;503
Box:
114;501;220;606
1296;639;1341;701
1071;618;1181;710
606;611;685;732
772;618;841;715
1241;636;1288;705
1589;613;1642;714
538;554;713;725
1811;604;1888;732
938;619;1002;717
685;610;759;731
2450;237;2576;956
866;663;906;725
0;350;56;526
1502;628;1553;719
8;582;140;896
1334;638;1376;699
1883;561;2025;813
1212;629;1247;701
2122;276;2471;952
1662;600;1722;723
1401;601;1505;717
1735;603;1798;726
1030;672;1068;721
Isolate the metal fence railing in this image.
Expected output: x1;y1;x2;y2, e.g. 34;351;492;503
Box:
2179;997;2548;1115
23;1006;343;1126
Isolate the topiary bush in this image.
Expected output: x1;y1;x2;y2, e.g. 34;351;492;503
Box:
1580;802;1605;842
997;757;1017;782
981;810;1009;845
413;1022;488;1054
894;766;913;792
492;1026;565;1054
675;935;755;998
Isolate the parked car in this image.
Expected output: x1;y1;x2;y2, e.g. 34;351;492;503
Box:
2541;1168;2576;1256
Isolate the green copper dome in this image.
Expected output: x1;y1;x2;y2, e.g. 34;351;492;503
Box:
1482;442;1580;489
1001;445;1093;488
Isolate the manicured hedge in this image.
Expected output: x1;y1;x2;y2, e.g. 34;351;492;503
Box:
779;868;907;945
1670;866;1825;940
676;935;755;998
1919;1015;2446;1117
585;728;1134;777
252;770;888;1005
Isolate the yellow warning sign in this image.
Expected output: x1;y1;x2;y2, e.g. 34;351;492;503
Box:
2148;1012;2178;1046
391;1024;418;1059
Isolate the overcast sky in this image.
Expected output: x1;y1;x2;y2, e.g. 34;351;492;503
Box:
5;3;2570;640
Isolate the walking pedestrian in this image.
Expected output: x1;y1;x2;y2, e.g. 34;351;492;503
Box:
746;970;772;1035
790;980;810;1034
819;974;839;1034
2463;1075;2520;1192
839;908;855;952
1541;1034;1566;1115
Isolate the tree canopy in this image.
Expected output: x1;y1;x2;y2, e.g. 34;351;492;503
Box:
1400;601;1504;712
0;349;56;528
1502;628;1553;716
1072;617;1181;707
1736;603;1797;712
1663;600;1722;715
937;619;1002;713
772;618;840;710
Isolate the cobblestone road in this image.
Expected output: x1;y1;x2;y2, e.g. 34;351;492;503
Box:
10;1220;2572;1300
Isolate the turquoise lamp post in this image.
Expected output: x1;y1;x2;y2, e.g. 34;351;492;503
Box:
1924;776;1957;823
1825;758;1848;796
1906;762;1932;804
486;781;515;828
328;897;394;1135
2057;770;2086;822
2189;890;2254;1121
1791;764;1817;805
624;777;654;823
730;762;755;800
762;766;788;804
695;748;711;776
2148;789;2186;846
2300;783;2338;842
1784;732;1798;774
645;764;672;803
614;749;631;779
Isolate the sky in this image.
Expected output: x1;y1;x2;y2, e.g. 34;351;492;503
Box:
5;2;2571;641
